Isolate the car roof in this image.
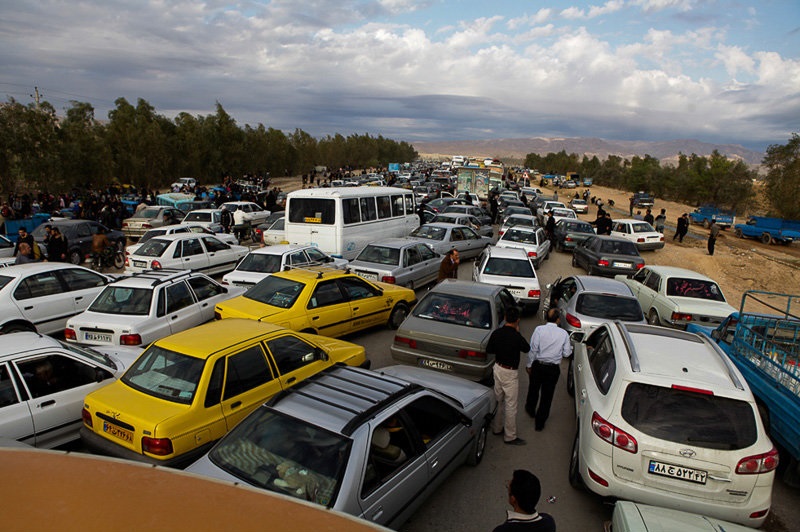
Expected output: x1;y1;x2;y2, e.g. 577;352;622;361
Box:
247;243;319;256
486;246;529;259
641;265;715;280
184;209;221;214
573;275;634;296
364;238;424;249
153;319;287;359
0;263;98;278
145;233;224;242
273;266;353;282
108;269;201;288
420;222;461;229
0;332;62;358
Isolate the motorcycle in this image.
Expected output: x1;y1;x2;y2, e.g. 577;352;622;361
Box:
91;247;125;271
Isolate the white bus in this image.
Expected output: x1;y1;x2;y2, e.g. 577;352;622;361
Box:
285;187;419;260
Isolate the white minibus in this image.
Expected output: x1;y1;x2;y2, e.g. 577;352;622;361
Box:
285;187;419;260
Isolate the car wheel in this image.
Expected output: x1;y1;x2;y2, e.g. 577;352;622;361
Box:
388;302;410;329
566;358;575;397
69;250;83;265
466;421;488;466
116;239;126;252
647;309;660;326
571;255;578;268
2;323;34;334
568;428;584;489
113;251;125;269
761;233;773;245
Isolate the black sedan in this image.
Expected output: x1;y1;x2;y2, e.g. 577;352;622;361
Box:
571;235;645;277
32;219;126;264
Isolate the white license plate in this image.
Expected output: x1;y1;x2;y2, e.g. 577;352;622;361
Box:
356;271;378;281
648;460;707;485
133;260;147;268
85;332;111;342
419;359;453;372
612;262;632;268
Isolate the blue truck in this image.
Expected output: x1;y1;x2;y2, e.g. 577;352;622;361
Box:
688;205;735;229
688;290;800;486
734;216;800;245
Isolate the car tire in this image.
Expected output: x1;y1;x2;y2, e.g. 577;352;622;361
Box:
571;255;578;268
761;233;773;245
647;309;660;326
69;249;83;265
568;428;584;489
388;302;410;329
466;421;488;466
566;358;575;397
113;251;125;269
2;323;34;334
734;228;743;238
116;239;126;252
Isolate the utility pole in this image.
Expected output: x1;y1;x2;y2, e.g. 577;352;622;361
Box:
31;86;41;109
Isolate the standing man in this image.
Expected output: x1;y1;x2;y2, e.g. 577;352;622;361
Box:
674;213;689;242
437;249;460;282
643;209;655;225
708;218;720;256
525;309;571;432
654;208;667;233
417;200;427;227
488;307;530;446
492;470;556;532
220;204;233;234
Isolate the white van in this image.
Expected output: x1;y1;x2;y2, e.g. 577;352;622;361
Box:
285;187;419;260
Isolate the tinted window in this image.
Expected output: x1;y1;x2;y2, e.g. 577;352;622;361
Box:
598;239;639;256
644;272;660;291
409;225;445;241
360;197;377;221
135;239;170;257
376;196;392;219
483;257;535;278
0;364;19;407
666;277;726;302
339;277;380;300
586;329;616;395
288;198;335;225
246;276;305;309
342;198;361;224
165;282;195;313
237;252;282;274
202;237;228;252
621;383;757;450
576;294;643;321
188;275;223;301
413;293;492;329
223;344;272;400
356;245;400;266
59;268;107;291
14;271;62;300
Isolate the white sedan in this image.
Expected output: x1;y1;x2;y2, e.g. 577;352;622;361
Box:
66;270;246;346
125;223;239;256
494;225;551;268
125;233;249;276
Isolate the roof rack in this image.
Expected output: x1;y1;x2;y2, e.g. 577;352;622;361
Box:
124;268;192;287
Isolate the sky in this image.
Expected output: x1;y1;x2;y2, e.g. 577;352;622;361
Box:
0;0;798;152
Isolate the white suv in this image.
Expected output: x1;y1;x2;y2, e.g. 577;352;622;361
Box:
569;322;777;527
472;246;541;311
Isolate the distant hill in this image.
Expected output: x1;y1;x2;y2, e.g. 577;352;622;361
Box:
413;137;765;166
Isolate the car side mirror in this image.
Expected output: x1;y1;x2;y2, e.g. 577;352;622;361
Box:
460;414;473;427
316;347;328;361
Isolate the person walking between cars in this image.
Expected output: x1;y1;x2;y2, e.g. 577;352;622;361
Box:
220;204;233;234
655;208;667;233
708;218;721;256
488;307;530;446
525;309;571;432
644;209;654;225
492;470;556;532
437;249;460;282
47;227;68;262
674;213;689;242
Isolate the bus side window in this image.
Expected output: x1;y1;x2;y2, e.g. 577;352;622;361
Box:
360;198;377;221
343;198;361;224
391;195;405;217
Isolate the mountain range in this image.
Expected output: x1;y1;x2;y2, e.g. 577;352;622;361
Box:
412;137;765;167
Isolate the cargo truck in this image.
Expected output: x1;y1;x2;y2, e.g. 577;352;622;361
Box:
733;216;800;245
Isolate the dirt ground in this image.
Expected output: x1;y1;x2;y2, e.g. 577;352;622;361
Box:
268;176;800;306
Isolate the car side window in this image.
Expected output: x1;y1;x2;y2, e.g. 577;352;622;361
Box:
288;251;307;265
405;246;421;267
362;414;420;498
188;276;223;301
14;272;62;300
204;358;225;408
182;238;204;257
632;268;648;284
17;355;101;399
76;223;92;238
339;277;380;301
308;280;346;309
165;282;195;313
560;279;577;302
586;329;616;395
266;335;320;374
202;237;229;252
418;244;435;261
403;395;460;448
644;272;660;291
462;227;479;240
59;268;107;291
0;364;19;407
223;344;272;400
305;248;328;263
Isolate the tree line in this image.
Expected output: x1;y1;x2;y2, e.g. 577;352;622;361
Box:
0;97;418;194
523;134;799;219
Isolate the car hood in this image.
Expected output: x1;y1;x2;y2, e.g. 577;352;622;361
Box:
93;345;145;374
379;365;493;410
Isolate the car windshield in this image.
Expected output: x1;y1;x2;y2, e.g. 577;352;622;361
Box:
599;240;639;256
89;286;152;315
132;208;161;219
621;382;757;450
483;257;535;278
207;408;349;506
666;278;726;302
237;253;282;274
552;209;575;218
410;226;446;241
134;239;170;257
576;294;643;321
502;228;537;244
245;276;305;309
356;245;400;266
0;275;13;291
563;221;594;234
121;345;206;405
413;293;492;329
632;222;656;233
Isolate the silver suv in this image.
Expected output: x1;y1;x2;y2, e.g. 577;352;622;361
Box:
569;322;777;527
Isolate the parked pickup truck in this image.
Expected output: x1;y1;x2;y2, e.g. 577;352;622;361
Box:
733;216;800;245
688;290;800;487
688;205;735;229
631;191;654;209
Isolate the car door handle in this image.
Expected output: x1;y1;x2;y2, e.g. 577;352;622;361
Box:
230;401;242;409
24;306;33;310
312;316;319;320
39;400;56;408
286;377;296;385
371;507;384;522
74;296;83;301
201;303;208;308
430;458;439;470
352;307;359;312
170;315;179;320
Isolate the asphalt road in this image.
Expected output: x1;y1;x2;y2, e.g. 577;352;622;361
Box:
337;245;799;532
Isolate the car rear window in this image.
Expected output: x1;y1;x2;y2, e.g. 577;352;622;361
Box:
483;257;535;278
621;383;757;450
666;278;726;302
238;252;282;274
0;275;12;291
410;226;446;241
413;293;492;329
246;276;305;309
356;245;400;266
576;294;643;321
135;239;170;257
89;286;152;315
502;228;537;244
122;345;206;405
599;240;639;256
563;221;594;233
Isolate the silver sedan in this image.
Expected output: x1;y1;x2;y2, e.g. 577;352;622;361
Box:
406;222;492;259
349;238;441;289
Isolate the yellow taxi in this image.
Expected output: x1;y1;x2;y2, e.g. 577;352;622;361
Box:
79;319;368;467
214;267;417;337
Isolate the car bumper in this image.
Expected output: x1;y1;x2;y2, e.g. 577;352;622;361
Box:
594;265;643;277
635;241;665;251
390;345;492;382
80;426;211;469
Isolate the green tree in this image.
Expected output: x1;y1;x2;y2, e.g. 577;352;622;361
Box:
0;99;60;192
763;134;800;219
58;101;112;189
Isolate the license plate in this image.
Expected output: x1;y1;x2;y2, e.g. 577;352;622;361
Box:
419;359;453;372
85;332;111;342
356;271;378;281
612;262;632;268
648;460;707;485
133;260;147;268
103;421;133;443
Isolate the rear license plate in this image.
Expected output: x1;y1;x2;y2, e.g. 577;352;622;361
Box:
85;332;111;342
133;260;147;268
103;421;133;443
648;460;707;485
356;271;378;281
419;359;453;372
612;262;632;268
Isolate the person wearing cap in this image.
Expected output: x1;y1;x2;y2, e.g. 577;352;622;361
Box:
492;469;556;531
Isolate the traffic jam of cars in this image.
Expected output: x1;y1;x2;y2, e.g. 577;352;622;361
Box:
0;168;794;531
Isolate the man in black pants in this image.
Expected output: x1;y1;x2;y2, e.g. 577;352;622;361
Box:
525;309;571;432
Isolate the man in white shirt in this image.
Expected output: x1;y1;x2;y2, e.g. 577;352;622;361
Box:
525;309;571;431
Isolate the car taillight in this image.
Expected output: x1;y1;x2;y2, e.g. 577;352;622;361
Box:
659;235;664;241
635;263;645;270
591;412;637;453
64;328;76;341
458;349;486;360
394;336;417;349
597;259;609;267
736;448;779;474
637;237;645;243
142;436;173;456
528;289;540;298
142;223;152;229
122;222;128;228
120;334;142;346
671;311;693;322
381;276;396;284
749;509;770;519
566;313;581;328
152;260;162;270
527;251;537;258
565;236;573;242
588;468;609;487
498;230;504;237
672;384;713;395
81;408;93;428
125;256;130;266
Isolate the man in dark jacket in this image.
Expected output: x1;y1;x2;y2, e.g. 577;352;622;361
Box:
46;226;69;262
492;470;555;532
674;213;689;242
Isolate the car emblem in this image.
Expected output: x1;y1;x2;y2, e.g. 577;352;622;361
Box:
679;448;696;458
